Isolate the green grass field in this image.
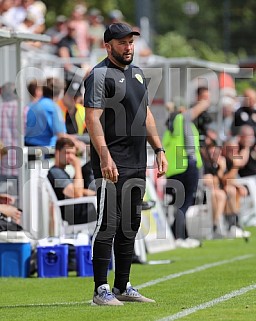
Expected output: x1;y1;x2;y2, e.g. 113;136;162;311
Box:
1;228;256;321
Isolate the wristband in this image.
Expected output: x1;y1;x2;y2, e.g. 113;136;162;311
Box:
154;147;165;154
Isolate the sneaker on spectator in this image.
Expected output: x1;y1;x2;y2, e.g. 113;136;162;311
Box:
112;282;155;303
175;238;201;248
92;284;123;306
228;226;251;239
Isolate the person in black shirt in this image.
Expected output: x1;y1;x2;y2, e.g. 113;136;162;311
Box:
84;22;168;305
47;138;96;225
57;20;81;80
237;125;256;177
57;79;86;135
231;88;256;136
201;134;227;237
221;137;251;238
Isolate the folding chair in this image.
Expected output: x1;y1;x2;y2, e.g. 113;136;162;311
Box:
40;174;97;238
237;176;256;226
186;184;214;240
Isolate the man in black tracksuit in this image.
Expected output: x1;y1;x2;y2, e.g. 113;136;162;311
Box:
84;22;168;305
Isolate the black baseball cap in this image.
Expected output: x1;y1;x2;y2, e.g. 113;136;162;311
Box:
104;23;140;43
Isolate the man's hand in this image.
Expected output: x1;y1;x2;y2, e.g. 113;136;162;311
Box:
100;151;119;183
156;151;168;178
83;189;96;196
67;153;81;168
74;140;87;154
0;205;21;224
190;99;211;121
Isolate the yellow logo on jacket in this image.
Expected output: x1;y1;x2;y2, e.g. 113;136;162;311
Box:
135;73;143;84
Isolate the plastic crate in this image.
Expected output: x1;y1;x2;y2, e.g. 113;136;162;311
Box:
37;244;68;278
76;245;113;277
75;245;93;277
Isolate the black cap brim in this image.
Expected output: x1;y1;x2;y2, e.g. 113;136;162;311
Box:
104;24;140;43
114;31;140;40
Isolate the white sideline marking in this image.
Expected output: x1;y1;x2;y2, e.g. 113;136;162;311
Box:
157;284;256;321
0;301;86;309
0;254;253;309
137;254;253;289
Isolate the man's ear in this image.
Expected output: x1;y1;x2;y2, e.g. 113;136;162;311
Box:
105;42;111;52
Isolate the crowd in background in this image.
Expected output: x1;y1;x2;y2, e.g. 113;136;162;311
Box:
0;1;152;64
163;86;256;247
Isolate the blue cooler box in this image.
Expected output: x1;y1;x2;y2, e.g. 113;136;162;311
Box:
0;242;31;277
37;244;68;278
76;245;93;277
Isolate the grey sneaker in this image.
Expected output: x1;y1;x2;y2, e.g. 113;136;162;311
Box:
175;238;201;249
113;282;155;303
92;284;123;306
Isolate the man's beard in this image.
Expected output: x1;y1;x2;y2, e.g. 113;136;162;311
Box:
111;47;133;65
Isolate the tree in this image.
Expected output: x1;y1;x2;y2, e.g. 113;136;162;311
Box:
154;0;256;57
43;0;135;27
42;0;256;58
156;32;196;58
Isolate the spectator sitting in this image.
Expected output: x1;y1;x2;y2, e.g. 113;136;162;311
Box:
221;137;252;238
47;137;96;225
23;79;43;130
0;193;22;232
70;4;90;57
237;125;256;177
219;96;236;142
57;79;86;135
231;88;256;136
201;134;227;238
0;0;26;30
25;77;86;152
87;8;105;51
25;77;66;147
57;20;82;81
0;145;37;274
0;0;15;29
0;147;22;232
16;11;37;33
57;79;93;193
44;15;67;55
22;0;46;34
26;79;43;105
15;10;43;47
